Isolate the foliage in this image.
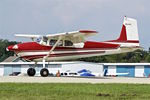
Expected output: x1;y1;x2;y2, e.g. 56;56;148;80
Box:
0;83;150;100
146;54;150;62
0;39;18;62
79;49;150;63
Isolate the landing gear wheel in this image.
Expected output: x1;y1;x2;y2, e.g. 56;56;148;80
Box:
40;68;49;77
27;68;36;76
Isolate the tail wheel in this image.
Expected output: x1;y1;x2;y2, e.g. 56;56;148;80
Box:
27;68;36;76
40;68;49;77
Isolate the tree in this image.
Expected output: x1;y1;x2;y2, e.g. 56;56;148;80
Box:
146;54;150;62
0;39;18;62
79;49;150;63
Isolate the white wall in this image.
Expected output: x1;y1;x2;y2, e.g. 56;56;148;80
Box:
0;65;4;76
48;64;62;75
21;65;29;74
135;66;144;77
107;66;116;75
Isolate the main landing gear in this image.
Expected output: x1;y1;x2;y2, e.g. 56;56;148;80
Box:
27;68;49;77
27;59;49;77
40;58;49;77
27;68;36;76
40;68;49;77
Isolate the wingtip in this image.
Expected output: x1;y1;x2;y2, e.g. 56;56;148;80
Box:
79;30;98;33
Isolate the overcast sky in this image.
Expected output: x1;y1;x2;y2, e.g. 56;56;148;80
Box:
0;0;150;49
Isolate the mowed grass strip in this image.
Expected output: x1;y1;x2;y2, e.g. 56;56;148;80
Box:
0;83;150;100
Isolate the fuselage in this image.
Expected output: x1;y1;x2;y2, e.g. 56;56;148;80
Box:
6;41;140;62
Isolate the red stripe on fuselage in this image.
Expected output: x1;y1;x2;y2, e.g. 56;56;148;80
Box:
22;51;105;60
15;48;118;53
106;40;139;43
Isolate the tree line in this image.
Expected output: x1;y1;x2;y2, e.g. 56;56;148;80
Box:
0;39;150;63
79;49;150;63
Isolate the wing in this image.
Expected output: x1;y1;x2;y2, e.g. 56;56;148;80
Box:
15;34;41;41
15;34;41;38
46;30;97;37
15;30;98;43
46;30;98;43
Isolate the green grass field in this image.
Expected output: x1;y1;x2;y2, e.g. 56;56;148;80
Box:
0;83;150;100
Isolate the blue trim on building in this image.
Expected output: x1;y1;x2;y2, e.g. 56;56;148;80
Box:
144;65;150;77
103;66;108;76
104;66;108;70
12;65;21;72
4;65;12;76
116;65;135;77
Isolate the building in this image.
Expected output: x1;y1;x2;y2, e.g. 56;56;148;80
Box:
0;62;103;76
1;56;150;77
104;63;150;77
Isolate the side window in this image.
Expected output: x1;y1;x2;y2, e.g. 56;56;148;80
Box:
49;39;73;47
43;36;48;44
39;36;48;45
49;39;57;46
65;40;73;46
57;40;63;46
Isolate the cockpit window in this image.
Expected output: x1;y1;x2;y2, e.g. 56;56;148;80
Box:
43;36;48;43
37;36;48;45
49;39;63;46
49;39;57;46
36;37;42;43
65;40;73;46
37;37;74;47
57;40;63;46
49;39;73;47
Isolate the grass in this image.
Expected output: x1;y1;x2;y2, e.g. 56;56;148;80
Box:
0;83;150;100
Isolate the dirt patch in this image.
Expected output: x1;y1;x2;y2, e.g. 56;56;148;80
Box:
96;93;136;97
96;93;111;97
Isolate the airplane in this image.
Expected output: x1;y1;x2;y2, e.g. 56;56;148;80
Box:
104;69;129;76
6;16;142;77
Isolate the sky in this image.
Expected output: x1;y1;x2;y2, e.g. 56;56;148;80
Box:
0;0;150;49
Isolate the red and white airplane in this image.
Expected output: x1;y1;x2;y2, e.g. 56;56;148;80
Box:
7;16;141;77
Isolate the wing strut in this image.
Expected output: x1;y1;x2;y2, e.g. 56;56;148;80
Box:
42;36;62;68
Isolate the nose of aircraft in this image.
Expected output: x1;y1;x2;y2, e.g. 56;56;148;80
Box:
6;44;18;51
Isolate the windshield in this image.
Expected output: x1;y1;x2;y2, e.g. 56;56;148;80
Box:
36;37;42;43
37;37;73;47
36;36;48;45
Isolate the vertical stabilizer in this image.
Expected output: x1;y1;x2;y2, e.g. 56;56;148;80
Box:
117;16;139;42
108;16;139;47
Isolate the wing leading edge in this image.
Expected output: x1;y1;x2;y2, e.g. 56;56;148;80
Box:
15;30;97;38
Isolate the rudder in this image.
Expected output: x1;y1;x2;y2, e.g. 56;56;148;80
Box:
117;16;139;43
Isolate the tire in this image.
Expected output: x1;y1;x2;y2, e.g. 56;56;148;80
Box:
27;68;36;76
40;68;49;77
